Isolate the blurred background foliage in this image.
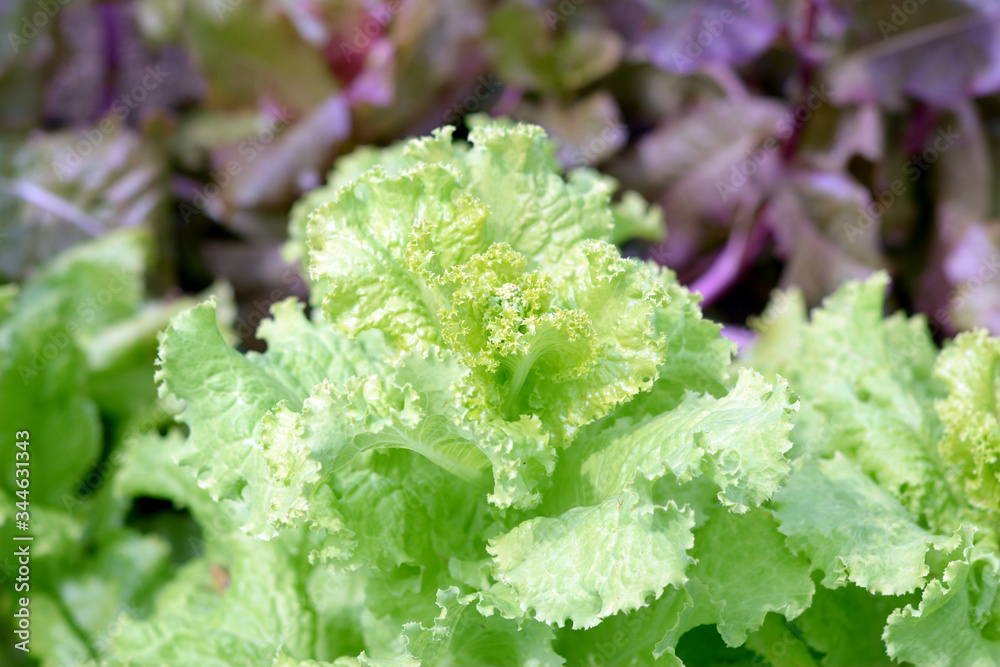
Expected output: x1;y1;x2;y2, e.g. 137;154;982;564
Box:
4;0;1000;346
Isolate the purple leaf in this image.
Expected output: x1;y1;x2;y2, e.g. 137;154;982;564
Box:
628;0;783;74
829;9;1000;109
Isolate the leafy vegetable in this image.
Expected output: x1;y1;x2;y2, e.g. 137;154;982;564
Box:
132;121;800;665
746;272;1000;666
0;230;212;666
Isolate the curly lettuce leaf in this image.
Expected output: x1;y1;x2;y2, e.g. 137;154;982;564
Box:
398;587;563;666
258;345;556;516
618;267;734;417
143;120;803;666
568;370;796;514
105;530;319;666
279;125;673;508
685;507;814;647
438;240;666;438
934;329;1000;513
772;454;961;596
303;124;615;296
487;490;694;629
156;297;388;536
746;272;959;529
884;529;1000;667
747;271;1000;663
304;160;665;443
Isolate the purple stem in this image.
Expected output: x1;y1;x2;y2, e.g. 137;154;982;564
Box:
903;102;941;155
691;228;750;307
97;2;121;119
172;175;204;201
491;85;523;117
720;324;757;352
690;209;770;308
781;0;819;161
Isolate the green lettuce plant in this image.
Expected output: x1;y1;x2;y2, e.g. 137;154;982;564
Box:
121;122;808;665
746;273;1000;666
0;230;206;666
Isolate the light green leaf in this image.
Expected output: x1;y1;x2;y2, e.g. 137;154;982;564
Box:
106;531;317;666
611;191;666;246
309;163;489;351
745;273;956;527
884;529;1000;667
488;490;694;629
292;122;620;273
307;158;668;441
399;587;564;666
772;454;961;596
560;507;812;665
306;124;618;346
744;287;808;383
688;507;814;646
578;369;796;513
795;583;909;667
156;297;386;536
457;123;615;261
628;268;733;415
934;329;1000;512
439;240;667;439
257;343;559;515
